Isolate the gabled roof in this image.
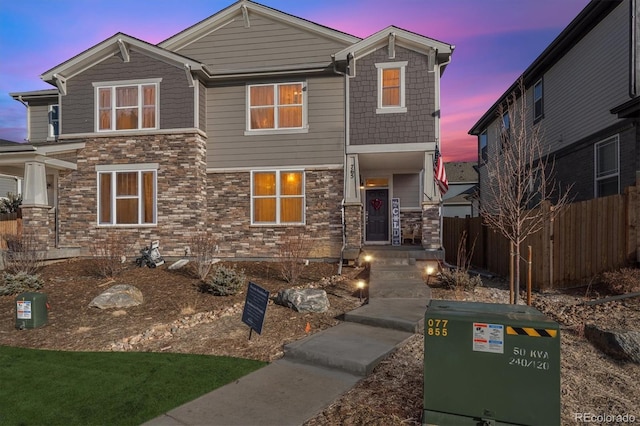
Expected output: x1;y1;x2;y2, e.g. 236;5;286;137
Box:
40;33;208;91
159;0;360;52
469;0;623;135
333;25;454;70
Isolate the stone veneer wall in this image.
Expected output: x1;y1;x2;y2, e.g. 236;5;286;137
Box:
207;169;344;259
421;203;441;250
343;203;362;251
20;206;51;251
401;210;422;243
57;132;208;257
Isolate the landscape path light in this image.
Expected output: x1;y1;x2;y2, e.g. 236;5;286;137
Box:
357;280;366;302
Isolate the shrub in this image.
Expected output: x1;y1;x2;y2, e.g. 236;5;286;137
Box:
189;233;218;281
439;269;483;291
2;232;43;275
0;193;22;214
277;229;310;285
0;272;44;296
600;268;640;295
199;265;246;296
87;234;133;278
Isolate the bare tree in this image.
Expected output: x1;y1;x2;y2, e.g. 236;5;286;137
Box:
479;77;572;304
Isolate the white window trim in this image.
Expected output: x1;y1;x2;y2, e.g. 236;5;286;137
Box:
375;61;407;114
250;169;306;226
245;82;308;135
594;135;620;197
96;163;158;227
533;78;543;122
93;78;161;133
48;104;59;139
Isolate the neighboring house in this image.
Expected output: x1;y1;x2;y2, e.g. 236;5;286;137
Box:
2;0;454;261
470;0;639;204
0;140;23;198
441;162;478;218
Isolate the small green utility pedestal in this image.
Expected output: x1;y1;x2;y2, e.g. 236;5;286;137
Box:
15;292;48;329
423;300;560;426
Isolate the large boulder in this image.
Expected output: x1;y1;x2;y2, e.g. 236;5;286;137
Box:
584;324;640;364
89;285;144;309
274;288;330;313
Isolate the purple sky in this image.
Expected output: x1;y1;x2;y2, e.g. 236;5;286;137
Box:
0;0;590;161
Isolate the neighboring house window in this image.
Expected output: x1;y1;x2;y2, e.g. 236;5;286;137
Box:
251;170;305;225
93;79;160;132
500;111;510;151
533;79;543;122
49;104;59;138
479;130;488;163
97;165;157;226
247;83;305;131
594;135;619;197
375;61;407;114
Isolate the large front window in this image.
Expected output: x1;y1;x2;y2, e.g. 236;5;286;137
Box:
251;170;304;224
375;61;407;114
94;80;159;132
595;135;619;197
248;83;304;131
97;166;157;225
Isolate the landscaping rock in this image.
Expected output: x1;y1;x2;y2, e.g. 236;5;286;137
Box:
584;324;640;364
89;285;144;309
169;259;190;270
274;288;330;313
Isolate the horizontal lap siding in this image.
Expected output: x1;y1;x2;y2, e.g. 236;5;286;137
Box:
206;76;345;169
542;3;629;153
28;103;50;142
175;14;349;69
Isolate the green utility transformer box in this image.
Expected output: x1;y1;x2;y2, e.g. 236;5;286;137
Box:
15;292;48;329
423;300;560;426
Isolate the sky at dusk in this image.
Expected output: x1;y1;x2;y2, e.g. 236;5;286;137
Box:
0;0;590;161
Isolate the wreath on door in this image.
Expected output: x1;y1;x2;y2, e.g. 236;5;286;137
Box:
371;198;383;211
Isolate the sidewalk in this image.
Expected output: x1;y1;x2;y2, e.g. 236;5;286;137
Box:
144;250;431;426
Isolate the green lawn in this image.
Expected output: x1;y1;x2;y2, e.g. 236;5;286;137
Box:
0;346;266;425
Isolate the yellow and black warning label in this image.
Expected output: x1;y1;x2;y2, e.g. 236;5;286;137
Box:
507;326;557;338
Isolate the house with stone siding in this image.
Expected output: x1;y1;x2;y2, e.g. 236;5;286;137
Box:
3;0;453;262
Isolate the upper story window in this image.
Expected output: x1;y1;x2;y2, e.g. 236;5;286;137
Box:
93;79;160;132
247;82;306;133
48;104;59;138
251;170;305;225
595;135;619;197
97;164;157;226
479;130;488;163
533;79;544;122
375;61;407;114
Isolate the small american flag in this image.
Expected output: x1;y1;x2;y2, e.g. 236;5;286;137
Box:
434;148;448;195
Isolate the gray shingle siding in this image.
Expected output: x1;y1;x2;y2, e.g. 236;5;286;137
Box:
28;103;51;142
350;46;436;145
62;50;194;134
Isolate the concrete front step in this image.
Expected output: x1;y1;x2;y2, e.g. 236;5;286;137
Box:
284;322;413;376
371;265;425;281
344;298;429;333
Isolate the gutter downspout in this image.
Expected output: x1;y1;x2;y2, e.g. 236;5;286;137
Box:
332;54;349;275
435;51;453;252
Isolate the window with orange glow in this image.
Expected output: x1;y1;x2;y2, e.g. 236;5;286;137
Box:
248;83;303;130
98;168;156;226
96;81;158;131
252;170;304;224
375;62;407;113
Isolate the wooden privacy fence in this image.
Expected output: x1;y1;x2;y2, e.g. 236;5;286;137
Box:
0;213;22;250
443;188;637;290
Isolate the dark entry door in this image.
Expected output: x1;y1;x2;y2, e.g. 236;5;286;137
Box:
365;189;389;242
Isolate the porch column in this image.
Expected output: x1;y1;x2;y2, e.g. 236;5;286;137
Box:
21;161;51;251
343;154;363;258
421;202;441;250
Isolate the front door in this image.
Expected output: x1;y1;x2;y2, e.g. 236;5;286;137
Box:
365;189;389;242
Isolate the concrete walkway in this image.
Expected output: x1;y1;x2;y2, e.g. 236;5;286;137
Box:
144;249;431;426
